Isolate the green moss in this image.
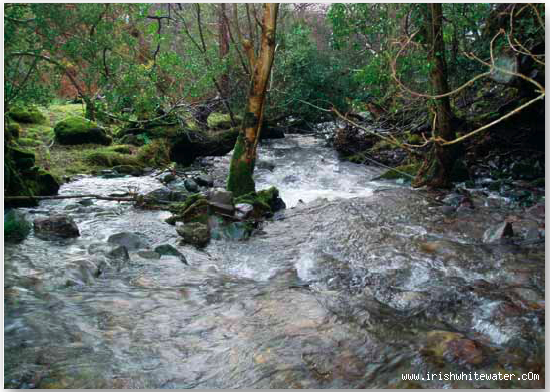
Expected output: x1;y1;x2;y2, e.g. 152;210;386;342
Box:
234;186;282;217
166;195;209;224
136;139;171;167
376;163;420;181
8;106;47;124
407;134;423;145
85;149;140;167
226;133;256;197
6;123;21;139
4;210;31;243
207;112;240;129
106;145;132;154
17;137;42;148
54;116;112;145
10;146;36;170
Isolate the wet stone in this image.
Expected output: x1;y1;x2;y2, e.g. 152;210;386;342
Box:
33;214;80;240
154;244;188;264
235;203;254;220
193;174;214;187
184;178;199;193
78;199;94;206
137;251;161;260
176;222;210;248
107;232;150;251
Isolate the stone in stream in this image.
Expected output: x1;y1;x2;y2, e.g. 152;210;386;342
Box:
161;173;176;184
144;187;188;203
154;244;188;264
137;250;161;260
184;178;199;193
422;330;483;366
235;203;254;220
33;214;80;240
78;199;94;206
176;222;210;248
5;209;31;243
193;174;214;188
208;188;234;215
107;232;150;251
482;222;514;244
88;243;130;261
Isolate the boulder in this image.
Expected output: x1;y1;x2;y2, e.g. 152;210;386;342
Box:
177;222;210;248
184;178;199;193
54;117;112;145
194;174;214;187
8;106;47;124
207;112;234;129
33;214;80;240
169;128;239;165
154;244;188;264
5;209;31;243
112;165;143;176
208;188;234;215
107;232;149;251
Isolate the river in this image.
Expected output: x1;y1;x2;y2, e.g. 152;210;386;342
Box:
4;135;544;388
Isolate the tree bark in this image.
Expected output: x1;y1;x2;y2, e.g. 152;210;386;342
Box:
227;3;279;197
413;3;457;189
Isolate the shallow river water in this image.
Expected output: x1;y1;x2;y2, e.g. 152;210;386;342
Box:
4;135;544;388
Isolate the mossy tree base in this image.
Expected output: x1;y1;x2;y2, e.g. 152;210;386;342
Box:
412;144;460;189
227;133;256;198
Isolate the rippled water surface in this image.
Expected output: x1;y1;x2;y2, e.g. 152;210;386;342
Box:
5;135;544;388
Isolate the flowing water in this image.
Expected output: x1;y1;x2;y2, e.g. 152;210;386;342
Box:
5;135;544;388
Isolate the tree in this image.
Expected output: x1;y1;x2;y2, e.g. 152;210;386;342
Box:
412;4;456;188
227;3;279;197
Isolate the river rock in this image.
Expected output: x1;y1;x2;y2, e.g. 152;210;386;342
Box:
88;243;130;261
78;199;94;206
112;165;143;176
33;214;80;240
184;178;199;193
208;188;234;215
177;223;210;248
144;187;188;203
235;203;254;220
137;250;161;260
154;244;188;264
107;232;150;251
483;222;514;243
5;209;31;243
161;173;176;184
256;161;276;171
194;174;214;188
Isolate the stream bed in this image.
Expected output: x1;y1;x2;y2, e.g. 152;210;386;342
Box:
4;135;545;388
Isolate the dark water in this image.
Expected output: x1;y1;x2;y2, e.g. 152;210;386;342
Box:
5;135;544;388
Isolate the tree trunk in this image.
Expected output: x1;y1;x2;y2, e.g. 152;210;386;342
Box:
227;3;279;197
413;3;457;189
218;4;230;98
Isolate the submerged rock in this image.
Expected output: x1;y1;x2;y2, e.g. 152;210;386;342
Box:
177;222;210;248
107;232;150;251
88;243;130;261
137;250;161;260
184;178;199;193
33;214;80;240
154;244;188;264
144;187;189;204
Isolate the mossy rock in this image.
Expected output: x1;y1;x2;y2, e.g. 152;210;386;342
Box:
169;128;239;166
136;139;171;167
107;145;132;154
8;106;47;124
17;137;42;148
234;186;286;217
4;209;31;243
10;146;36;171
6;123;21;140
166;194;209;225
376;163;420;181
85;150;139;167
54;117;112;145
207;112;235;129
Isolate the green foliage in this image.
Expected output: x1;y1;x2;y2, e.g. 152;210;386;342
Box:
270;23;355;120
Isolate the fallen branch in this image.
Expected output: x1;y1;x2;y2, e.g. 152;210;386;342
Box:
4;194;136;202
